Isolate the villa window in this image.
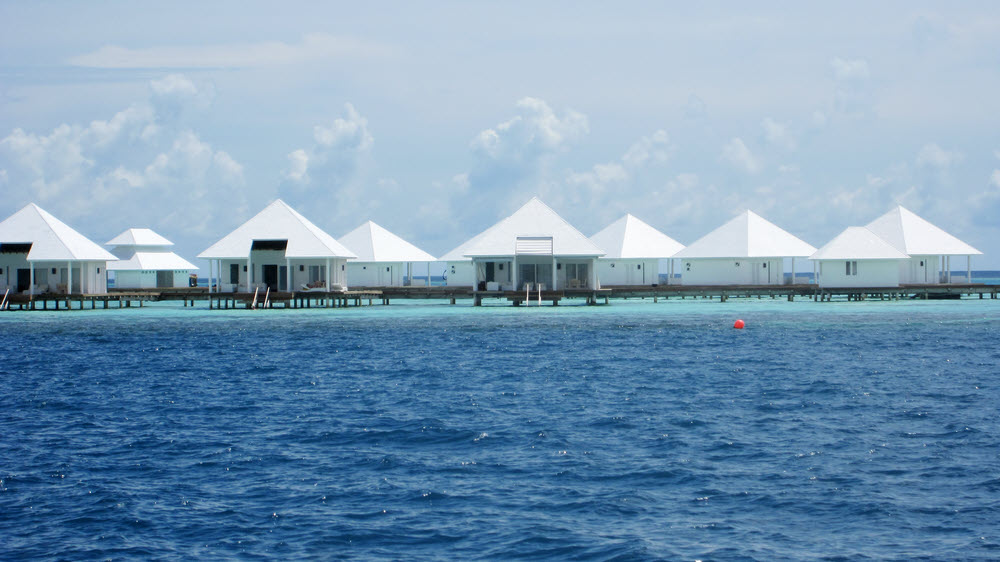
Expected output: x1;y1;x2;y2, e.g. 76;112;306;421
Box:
845;261;858;276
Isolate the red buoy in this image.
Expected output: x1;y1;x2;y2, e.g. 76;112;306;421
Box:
734;319;745;329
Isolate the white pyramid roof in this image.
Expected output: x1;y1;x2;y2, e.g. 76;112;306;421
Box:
810;227;910;261
865;206;981;256
107;228;174;247
107;251;197;271
0;203;117;262
462;197;605;258
590;214;685;259
338;221;437;263
674;210;816;259
198;199;356;260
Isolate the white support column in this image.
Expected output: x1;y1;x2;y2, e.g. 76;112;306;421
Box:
426;261;431;287
967;255;971;284
247;253;253;292
29;262;34;297
67;260;73;295
326;258;331;292
791;258;796;285
286;258;291;291
512;257;518;291
552;256;557;290
590;259;598;289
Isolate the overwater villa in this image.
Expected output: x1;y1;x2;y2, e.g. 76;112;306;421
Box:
810;227;910;288
106;228;197;289
338;221;437;287
198;199;355;293
589;214;685;286
0;203;116;296
674;210;816;286
864;206;981;284
456;197;605;292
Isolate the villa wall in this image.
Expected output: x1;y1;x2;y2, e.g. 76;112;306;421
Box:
681;258;783;285
816;259;901;288
597;259;659;286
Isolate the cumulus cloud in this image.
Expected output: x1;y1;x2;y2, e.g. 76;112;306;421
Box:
0;74;246;237
831;57;874;116
761;118;796;150
471;97;588;161
68;33;390;69
283;103;373;187
721;137;761;174
916;143;962;168
831;57;870;81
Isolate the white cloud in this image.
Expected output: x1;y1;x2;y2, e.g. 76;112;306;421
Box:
831;57;870;81
721;137;761;174
68;33;390;69
622;130;671;168
761;118;796;150
831;57;874;116
283;103;373;186
0;74;246;234
916;143;962;168
992;169;1000;188
471;97;588;160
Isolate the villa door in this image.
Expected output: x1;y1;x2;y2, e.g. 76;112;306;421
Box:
156;270;172;287
17;269;30;292
262;265;278;290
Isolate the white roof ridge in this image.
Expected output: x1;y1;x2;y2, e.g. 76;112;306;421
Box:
809;226;910;260
0;203;117;261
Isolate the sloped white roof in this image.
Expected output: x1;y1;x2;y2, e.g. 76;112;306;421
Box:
810;227;910;261
198;199;356;259
338;221;437;263
865;206;981;256
674;210;816;259
107;251;197;271
590;214;685;259
0;203;117;262
462;197;605;258
107;228;174;247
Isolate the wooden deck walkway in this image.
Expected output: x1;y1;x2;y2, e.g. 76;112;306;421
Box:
2;283;995;311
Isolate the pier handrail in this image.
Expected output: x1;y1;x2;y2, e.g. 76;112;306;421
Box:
537;283;541;305
251;286;259;309
263;287;270;309
0;287;8;310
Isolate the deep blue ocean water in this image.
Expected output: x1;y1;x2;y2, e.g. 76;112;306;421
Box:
2;299;999;560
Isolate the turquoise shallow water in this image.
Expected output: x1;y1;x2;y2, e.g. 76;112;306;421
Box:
2;299;999;560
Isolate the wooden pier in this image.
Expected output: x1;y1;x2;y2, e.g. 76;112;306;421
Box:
1;283;996;311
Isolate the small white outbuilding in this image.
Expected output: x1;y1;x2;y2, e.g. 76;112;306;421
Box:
589;214;684;286
674;210;816;285
106;228;197;289
809;227;910;287
864;206;981;284
338;221;437;287
198;199;356;293
453;197;605;291
0;203;116;295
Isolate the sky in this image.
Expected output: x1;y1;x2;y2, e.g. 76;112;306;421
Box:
2;2;999;269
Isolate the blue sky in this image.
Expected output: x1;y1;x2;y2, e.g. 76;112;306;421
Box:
2;2;999;268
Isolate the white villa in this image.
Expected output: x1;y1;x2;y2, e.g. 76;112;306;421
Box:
338;221;437;287
0;203;116;296
865;206;981;284
458;197;605;292
198;199;355;293
674;210;816;285
810;227;910;288
589;214;685;286
106;228;197;289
